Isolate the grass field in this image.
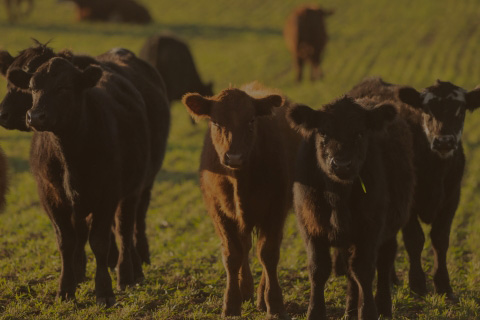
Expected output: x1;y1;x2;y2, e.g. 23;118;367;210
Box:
1;0;480;319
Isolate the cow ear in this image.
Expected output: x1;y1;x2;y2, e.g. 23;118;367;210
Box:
287;104;321;138
0;50;14;77
81;65;103;88
7;68;32;89
182;93;212;121
398;86;422;110
253;94;284;117
465;86;480;111
367;103;397;132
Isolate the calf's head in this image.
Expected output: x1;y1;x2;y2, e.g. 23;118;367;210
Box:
11;57;102;133
398;80;480;158
0;43;57;131
183;88;283;169
288;97;396;183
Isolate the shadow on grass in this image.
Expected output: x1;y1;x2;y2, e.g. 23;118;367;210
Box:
0;21;282;40
155;170;198;184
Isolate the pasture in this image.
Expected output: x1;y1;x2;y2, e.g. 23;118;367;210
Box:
0;0;479;319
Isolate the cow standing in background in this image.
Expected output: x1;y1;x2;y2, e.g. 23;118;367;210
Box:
4;0;33;22
284;5;334;82
140;34;213;124
64;0;151;24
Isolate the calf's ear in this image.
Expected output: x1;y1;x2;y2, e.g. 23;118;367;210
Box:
0;50;14;77
367;103;397;131
182;93;212;121
7;68;32;89
81;66;103;88
466;86;480;111
398;86;422;110
287;104;320;138
254;94;284;117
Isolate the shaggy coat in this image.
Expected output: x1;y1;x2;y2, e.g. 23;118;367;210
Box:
288;96;414;319
68;0;151;24
183;82;300;319
6;53;161;306
284;5;333;82
349;77;480;300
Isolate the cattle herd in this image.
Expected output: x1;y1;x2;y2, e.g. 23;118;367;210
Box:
0;4;478;320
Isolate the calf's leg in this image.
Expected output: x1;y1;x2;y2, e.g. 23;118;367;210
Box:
256;226;288;319
375;237;398;318
305;236;331;320
402;214;427;296
239;234;254;304
134;187;152;264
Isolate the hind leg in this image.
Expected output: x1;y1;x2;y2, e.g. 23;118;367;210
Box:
134;188;152;265
375;237;398;318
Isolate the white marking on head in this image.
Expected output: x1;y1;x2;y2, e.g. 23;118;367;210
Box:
423;117;431;137
455;107;461;117
422;92;436;104
456;129;463;143
446;88;466;102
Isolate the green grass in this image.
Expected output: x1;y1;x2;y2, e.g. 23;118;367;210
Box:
1;0;480;319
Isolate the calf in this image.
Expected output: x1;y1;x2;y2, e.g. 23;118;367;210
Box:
9;57;152;306
140;34;213;123
182;82;300;319
288;96;414;319
349;78;480;300
283;5;333;82
67;0;152;24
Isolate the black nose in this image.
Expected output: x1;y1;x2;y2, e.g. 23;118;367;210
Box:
433;135;456;151
331;157;352;169
225;152;243;167
26;110;46;128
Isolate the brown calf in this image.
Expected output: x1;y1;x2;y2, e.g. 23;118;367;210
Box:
182;82;300;319
284;5;334;82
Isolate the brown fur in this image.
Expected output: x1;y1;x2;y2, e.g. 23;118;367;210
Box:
183;82;301;319
68;0;151;24
284;5;333;82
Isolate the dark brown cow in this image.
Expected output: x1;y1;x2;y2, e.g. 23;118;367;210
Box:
139;34;213;123
0;43;170;271
348;77;480;301
4;0;33;22
182;82;300;319
284;5;334;82
66;0;151;24
8;56;154;306
288;96;414;319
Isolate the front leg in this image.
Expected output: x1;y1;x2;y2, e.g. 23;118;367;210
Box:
430;190;459;301
349;241;378;320
402;213;427;296
305;236;331;320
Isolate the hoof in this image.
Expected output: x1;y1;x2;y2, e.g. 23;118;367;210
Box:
446;292;459;303
256;300;267;312
409;282;427;297
56;290;76;302
96;296;116;308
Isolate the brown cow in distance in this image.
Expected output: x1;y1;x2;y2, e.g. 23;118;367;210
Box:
64;0;151;24
284;5;334;82
182;82;300;319
3;0;33;22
